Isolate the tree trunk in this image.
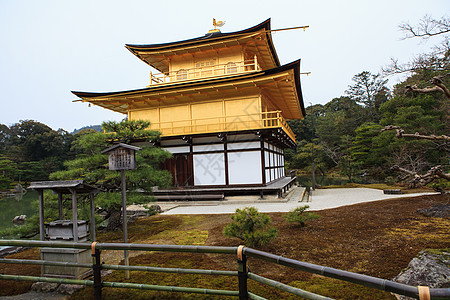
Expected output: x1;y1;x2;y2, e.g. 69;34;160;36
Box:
106;208;122;231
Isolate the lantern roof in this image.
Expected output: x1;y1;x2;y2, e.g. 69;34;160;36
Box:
28;180;98;194
101;143;142;154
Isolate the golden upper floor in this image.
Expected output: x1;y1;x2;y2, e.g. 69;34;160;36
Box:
147;56;260;85
72;19;305;142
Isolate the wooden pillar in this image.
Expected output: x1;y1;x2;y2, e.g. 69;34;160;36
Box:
71;189;79;243
57;193;63;220
121;169;130;279
224;136;229;186
38;189;45;241
92;248;102;300
89;192;96;242
260;138;266;185
237;247;248;300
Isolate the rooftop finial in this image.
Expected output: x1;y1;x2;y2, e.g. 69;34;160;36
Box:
208;18;225;33
213;18;225;29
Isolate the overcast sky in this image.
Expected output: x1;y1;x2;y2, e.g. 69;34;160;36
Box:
1;0;448;132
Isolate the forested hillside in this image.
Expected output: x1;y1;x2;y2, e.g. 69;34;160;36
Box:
287;15;449;187
0;16;448;191
0;120;75;189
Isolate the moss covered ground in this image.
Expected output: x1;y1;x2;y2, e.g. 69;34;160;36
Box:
0;194;448;299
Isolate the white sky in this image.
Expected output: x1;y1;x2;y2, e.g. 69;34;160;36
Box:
0;0;448;132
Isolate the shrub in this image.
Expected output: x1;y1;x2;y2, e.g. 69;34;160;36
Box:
223;207;277;247
384;176;396;185
284;205;320;227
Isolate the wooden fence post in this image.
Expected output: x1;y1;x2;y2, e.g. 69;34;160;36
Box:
92;244;102;300
237;245;248;300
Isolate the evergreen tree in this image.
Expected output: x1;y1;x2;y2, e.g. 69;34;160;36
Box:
50;120;172;230
345;71;389;122
0;156;17;189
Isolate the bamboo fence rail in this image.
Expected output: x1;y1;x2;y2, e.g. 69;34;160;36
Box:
0;240;448;300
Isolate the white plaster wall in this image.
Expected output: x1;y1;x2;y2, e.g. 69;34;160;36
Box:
193;144;224;152
227;141;260;150
161;139;188;146
228;151;262;184
163;146;190;154
193;153;226;185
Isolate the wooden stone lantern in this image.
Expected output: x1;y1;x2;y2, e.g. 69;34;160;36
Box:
28;180;99;279
101;143;141;278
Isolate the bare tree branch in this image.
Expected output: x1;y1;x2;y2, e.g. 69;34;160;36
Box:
383;16;450;77
385;126;449;187
320;142;341;165
382;125;450;141
391;165;450;188
432;76;450;99
399;15;450;40
401;75;450;100
382;15;450;189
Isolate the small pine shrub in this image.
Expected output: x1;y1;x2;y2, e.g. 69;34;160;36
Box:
384;176;396;185
284;205;320;227
223;207;277;247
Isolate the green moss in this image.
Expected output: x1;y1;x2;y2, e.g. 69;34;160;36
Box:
178;215;206;227
290;275;394;299
422;248;450;266
423;248;450;256
97;216;182;243
154;229;209;245
387;218;450;243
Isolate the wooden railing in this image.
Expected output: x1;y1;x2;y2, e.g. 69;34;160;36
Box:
149;110;296;141
149;57;260;85
1;240;448;299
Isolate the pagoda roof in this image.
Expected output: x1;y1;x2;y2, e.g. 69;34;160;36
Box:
125;19;280;74
72;60;306;120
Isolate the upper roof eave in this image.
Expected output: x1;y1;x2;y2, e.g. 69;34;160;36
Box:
72;60;305;118
126;18;270;52
125;19;280;71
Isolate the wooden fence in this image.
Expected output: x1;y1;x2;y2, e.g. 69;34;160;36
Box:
0;240;448;300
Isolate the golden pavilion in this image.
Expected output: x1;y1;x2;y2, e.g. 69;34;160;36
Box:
73;19;305;191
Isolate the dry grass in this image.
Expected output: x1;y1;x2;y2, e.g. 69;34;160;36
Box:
0;194;448;299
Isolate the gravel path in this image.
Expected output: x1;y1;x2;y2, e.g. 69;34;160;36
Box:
161;187;435;214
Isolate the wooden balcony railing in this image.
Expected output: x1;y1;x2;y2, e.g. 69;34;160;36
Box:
149;57;261;85
149;110;296;141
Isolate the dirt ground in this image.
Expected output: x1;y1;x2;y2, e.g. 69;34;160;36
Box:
0;194;448;299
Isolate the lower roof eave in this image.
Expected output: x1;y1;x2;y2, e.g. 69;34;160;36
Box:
157;128;295;148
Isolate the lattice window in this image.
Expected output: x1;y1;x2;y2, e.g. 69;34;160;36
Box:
196;60;215;77
226;62;237;74
195;60;215;68
176;69;187;80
